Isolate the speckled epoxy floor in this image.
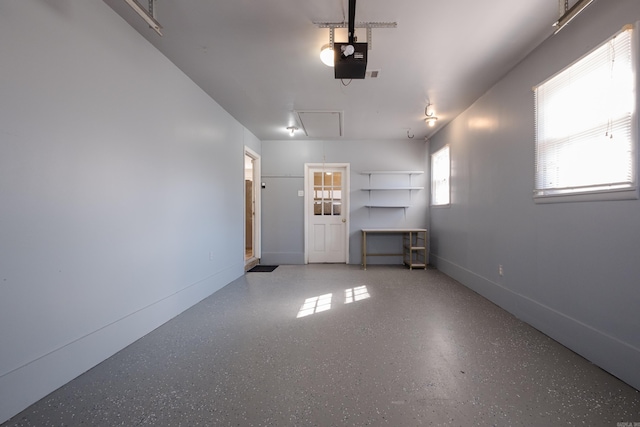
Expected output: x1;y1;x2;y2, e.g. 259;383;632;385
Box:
3;265;639;426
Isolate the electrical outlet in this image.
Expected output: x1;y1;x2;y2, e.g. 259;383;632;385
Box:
209;251;214;261
498;265;504;276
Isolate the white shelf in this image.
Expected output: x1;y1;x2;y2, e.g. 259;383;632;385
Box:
361;171;424;210
364;204;411;208
361;187;424;191
360;170;424;175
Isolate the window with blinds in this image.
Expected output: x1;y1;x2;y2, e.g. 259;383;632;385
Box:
534;26;637;201
431;145;450;206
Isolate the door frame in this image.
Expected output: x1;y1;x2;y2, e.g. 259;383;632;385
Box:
244;147;261;264
304;163;350;264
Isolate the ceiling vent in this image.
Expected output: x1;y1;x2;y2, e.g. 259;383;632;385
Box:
366;69;380;78
294;111;343;138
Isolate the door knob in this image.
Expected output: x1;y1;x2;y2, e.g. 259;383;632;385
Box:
342;218;346;223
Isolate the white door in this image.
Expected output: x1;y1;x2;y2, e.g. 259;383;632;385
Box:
306;164;349;263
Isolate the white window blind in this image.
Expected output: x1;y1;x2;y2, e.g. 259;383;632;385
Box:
431;145;450;205
534;27;636;199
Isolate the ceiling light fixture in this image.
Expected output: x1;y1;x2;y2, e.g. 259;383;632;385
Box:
123;0;163;36
320;44;334;67
553;0;596;34
286;126;298;136
425;102;438;127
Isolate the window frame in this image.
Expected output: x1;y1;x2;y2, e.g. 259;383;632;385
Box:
533;25;639;203
431;145;451;207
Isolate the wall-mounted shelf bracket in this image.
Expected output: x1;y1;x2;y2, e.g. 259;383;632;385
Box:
124;0;163;36
314;21;397;50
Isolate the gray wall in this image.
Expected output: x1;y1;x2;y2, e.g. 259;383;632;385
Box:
261;139;429;265
0;1;259;422
428;1;640;390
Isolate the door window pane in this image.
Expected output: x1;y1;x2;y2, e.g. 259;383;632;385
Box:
313;171;343;215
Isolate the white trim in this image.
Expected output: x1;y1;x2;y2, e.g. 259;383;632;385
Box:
244;147;261;261
430;253;640;391
304;163;350;264
533;186;638;203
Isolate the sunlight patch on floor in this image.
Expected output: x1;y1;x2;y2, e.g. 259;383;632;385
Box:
296;293;333;318
345;286;370;304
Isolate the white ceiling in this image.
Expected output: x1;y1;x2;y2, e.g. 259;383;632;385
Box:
103;0;566;141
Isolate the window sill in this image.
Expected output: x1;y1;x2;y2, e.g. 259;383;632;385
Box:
533;187;639;204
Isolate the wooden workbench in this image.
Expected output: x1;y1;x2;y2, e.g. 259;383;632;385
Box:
361;228;428;270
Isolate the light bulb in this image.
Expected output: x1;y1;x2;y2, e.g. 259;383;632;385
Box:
341;44;355;57
320;44;334;67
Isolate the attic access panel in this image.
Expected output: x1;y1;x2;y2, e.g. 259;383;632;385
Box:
295;111;344;138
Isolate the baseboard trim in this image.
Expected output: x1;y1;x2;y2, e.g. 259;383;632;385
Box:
431;254;640;391
0;263;243;424
260;252;304;265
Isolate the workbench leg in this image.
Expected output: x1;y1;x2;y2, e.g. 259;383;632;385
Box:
362;231;367;270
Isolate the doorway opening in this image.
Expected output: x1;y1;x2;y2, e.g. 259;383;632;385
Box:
245;147;261;270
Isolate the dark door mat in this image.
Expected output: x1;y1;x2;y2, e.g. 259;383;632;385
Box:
247;265;278;273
